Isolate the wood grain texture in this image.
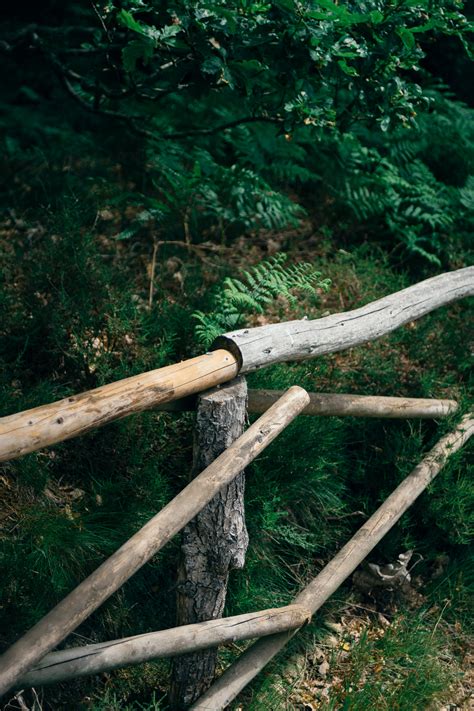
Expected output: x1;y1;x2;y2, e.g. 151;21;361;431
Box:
171;378;249;708
192;413;474;711
214;266;474;372
0;386;309;698
247;390;458;419
1;268;471;461
0;350;238;462
15;606;310;688
144;390;459;419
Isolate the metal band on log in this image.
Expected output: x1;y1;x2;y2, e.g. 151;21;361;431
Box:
191;412;474;711
0;387;310;698
214;266;474;372
15;606;310;688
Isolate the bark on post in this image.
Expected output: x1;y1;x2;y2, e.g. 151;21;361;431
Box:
170;377;248;709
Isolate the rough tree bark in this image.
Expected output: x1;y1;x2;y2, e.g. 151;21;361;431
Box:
170;377;249;709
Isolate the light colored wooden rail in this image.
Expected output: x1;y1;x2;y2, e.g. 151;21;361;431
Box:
0;350;238;462
192;412;474;710
160;389;458;419
15;606;311;688
0;267;472;703
0;387;309;697
0;267;471;462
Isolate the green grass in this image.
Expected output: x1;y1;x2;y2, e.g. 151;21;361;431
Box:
324;616;460;711
0;182;472;709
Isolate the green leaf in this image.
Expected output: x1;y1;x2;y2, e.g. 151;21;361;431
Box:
397;28;415;50
380;116;391;132
117;9;148;36
201;56;224;75
338;59;358;76
158;25;182;46
369;10;384;24
122;39;154;72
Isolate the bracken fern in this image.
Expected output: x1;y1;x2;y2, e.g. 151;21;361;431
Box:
193;253;331;348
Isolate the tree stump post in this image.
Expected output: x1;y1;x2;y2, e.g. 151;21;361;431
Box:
170;377;249;709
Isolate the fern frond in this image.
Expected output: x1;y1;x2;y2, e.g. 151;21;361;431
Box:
193;255;330;348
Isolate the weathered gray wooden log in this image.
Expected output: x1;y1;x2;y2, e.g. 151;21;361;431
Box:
15;606;311;689
192;412;474;711
0;350;239;462
154;390;458;419
170;378;249;708
0;386;310;698
1;268;471;462
214;266;474;372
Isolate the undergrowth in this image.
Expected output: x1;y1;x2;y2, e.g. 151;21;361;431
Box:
0;93;472;710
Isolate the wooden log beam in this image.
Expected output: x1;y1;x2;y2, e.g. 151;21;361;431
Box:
15;606;311;689
0;386;309;698
247;391;458;419
0;350;238;462
1;268;471;462
143;391;459;419
170;378;249;708
191;412;474;711
214;266;474;372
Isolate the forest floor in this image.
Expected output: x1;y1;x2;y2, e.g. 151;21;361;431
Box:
0;158;473;710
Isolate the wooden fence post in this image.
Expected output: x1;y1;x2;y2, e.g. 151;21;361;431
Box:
170;377;248;709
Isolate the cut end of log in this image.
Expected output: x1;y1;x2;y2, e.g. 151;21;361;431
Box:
212;335;244;371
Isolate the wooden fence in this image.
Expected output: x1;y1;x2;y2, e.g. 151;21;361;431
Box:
0;266;473;708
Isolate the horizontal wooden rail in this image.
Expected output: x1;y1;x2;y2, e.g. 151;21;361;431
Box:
0;350;238;462
0;387;310;698
15;606;311;688
192;412;474;710
159;390;458;419
215;266;474;371
0;268;472;462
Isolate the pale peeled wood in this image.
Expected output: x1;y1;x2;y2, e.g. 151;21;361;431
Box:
214;266;474;372
146;390;459;419
1;268;472;462
0;386;310;698
15;606;311;688
247;390;458;419
192;413;474;711
0;350;238;462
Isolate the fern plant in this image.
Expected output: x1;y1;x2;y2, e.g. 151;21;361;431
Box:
193;254;330;348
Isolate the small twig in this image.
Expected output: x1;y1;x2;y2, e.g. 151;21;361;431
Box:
183;206;191;246
148;239;159;309
155;240;220;267
90;1;110;41
13;692;29;711
337;601;387;616
155;240;219;252
30;687;43;711
430;598;451;639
